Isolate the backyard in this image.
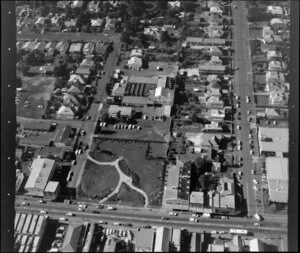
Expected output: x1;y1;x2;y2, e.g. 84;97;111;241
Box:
94;140;166;207
16;76;56;119
105;182;145;207
78;160;120;200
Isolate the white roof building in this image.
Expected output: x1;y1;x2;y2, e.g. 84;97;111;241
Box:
210;6;223;14
267;6;284;15
56;105;76;120
24;158;56;197
69;74;85;85
130;48;143;58
154;227;171;252
270;18;284;26
249;238;265;252
268;61;286;71
266;71;285;83
258;127;289;156
128;57;142;68
154;87;168;98
267;50;282;61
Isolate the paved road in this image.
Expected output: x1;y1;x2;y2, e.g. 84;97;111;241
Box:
232;1;262;217
70;39;122;189
16;204;287;236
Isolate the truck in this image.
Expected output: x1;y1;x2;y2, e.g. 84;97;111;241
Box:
202;213;211;219
254;213;262;221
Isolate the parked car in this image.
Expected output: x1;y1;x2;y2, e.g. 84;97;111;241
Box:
169;212;178;216
254;222;261;226
189;217;198;222
93;211;100;214
161;217;169;220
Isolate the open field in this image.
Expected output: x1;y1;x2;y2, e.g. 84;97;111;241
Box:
78;160;120;200
105;183;145;207
16;76;56;119
96;118;171;143
94;140;165;207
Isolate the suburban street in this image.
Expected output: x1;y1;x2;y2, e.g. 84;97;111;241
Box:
232;1;259;218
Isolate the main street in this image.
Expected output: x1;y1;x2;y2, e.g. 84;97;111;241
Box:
232;1;259;218
16;203;287;236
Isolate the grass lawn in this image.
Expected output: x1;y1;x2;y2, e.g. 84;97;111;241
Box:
95;140;165;207
79;160;120;200
105;183;145;207
89;149;118;163
149;143;169;159
16;76;56;119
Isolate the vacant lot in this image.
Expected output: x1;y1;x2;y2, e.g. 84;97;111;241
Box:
105;183;145;207
79;160;119;200
16;76;56;119
95;140;165;207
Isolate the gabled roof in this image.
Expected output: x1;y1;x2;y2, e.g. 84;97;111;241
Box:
68;85;81;94
62;223;83;252
69;74;85;85
57;105;76;116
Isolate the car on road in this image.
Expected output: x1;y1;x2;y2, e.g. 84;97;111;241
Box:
161;217;169;220
39;199;46;204
79;204;87;208
80;130;86;136
247;110;251;115
22;202;29;206
250;150;254;155
221;216;229;219
92;211;100;214
86;116;91;120
246;96;250;103
169;212;178;216
143;225;152;229
253;186;258;191
125;224;133;227
254;222;261;226
238;171;243;176
239;157;243;162
236;103;240;108
84;145;89;150
66;212;74;216
236;125;241;130
237;145;242;151
233;5;237;8
40;210;47;214
251;169;256;175
98;221;107;224
249;140;253;144
192;214;199;217
249;134;252;139
235;95;240;100
96;205;104;209
59;217;68;221
113;222;121;226
252;179;258;184
189;217;198;222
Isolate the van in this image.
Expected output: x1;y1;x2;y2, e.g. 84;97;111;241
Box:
254;213;262;221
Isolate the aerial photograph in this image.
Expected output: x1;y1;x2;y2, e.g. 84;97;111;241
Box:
13;0;290;252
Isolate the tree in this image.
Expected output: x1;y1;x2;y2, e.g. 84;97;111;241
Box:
100;113;109;122
160;31;170;43
120;30;132;44
24;52;37;66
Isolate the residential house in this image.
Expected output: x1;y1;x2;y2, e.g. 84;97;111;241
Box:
130;48;143;58
128;57;143;69
144;26;161;39
87;1;100;13
83;43;94;55
267;6;284;15
184;37;225;47
210;55;222;65
38;65;55;76
33;41;47;51
210;6;223;15
63;94;80;106
105;18;116;30
95;42;109;59
68;84;82;94
90;18;104;32
153;87;172;105
51;15;61;27
265;81;289;93
75;67;91;78
207;29;223;38
198;64;226;73
207;81;222;95
57;1;71;9
211;177;236;209
71;0;84;8
35;17;47;28
206;95;224;108
268;61;286;72
56;105;76;120
270;18;286;29
64;20;77;32
168;1;180;8
55;41;69;55
267;50;282;61
80;58;95;68
266;71;285;83
162;25;175;36
22;41;36;52
69;43;83;54
269;90;288;106
207;46;223;56
68;74;85;85
178;68;200;77
210;109;226;120
39;146;65;160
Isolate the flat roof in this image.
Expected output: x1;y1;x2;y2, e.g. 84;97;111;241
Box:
135;229;154;250
25;158;55;193
44;181;60;193
122;96;154;105
258;127;289;153
154;227;171;252
198;65;226;71
266;157;288;203
21;122;52;131
186;37;225;44
128;76;157;85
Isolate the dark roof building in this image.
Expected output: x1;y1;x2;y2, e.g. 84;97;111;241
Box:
62;223;84;252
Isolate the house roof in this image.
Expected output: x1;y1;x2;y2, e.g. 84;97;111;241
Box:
128;76;157;85
130;49;143;58
24;158;55;192
69;43;83;53
57;105;76;116
83;43;94;54
64;20;77;27
62;223;83;252
249;239;265;252
186;37;225;45
198;65;226;72
190;191;204;204
155;87;168;97
68;85;82;93
154;227;171;252
266;157;288;203
63;94;79;105
128;56;142;66
75;67;90;75
122;96;154;106
21;121;52;131
44;181;60;193
39;146;65;158
69;74;85;84
91;18;103;26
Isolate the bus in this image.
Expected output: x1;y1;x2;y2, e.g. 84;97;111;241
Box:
230;229;248;235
